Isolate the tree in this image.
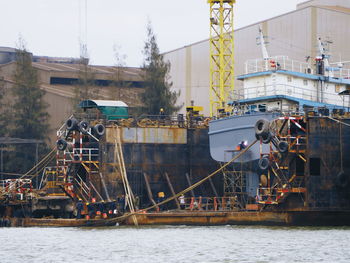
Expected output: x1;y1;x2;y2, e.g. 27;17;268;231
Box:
7;45;50;173
72;44;99;112
0;69;8;137
110;45;130;100
141;21;181;115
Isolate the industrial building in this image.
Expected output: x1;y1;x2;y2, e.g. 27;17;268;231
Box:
0;48;144;143
164;0;350;116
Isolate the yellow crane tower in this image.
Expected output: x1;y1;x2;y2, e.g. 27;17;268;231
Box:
207;0;235;117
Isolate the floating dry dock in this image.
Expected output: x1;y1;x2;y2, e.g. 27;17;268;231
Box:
2;101;350;227
123;210;350;226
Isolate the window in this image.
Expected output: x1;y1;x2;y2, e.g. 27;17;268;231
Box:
303;79;308;86
287;76;292;82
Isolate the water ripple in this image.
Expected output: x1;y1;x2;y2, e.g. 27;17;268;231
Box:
0;226;350;263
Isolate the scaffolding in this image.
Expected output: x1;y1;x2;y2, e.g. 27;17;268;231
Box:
43;121;102;202
208;0;235;116
257;116;307;205
222;149;247;209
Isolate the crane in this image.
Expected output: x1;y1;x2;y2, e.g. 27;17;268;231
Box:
208;0;235;117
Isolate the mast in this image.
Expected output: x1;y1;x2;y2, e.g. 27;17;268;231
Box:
258;27;270;60
257;26;270;70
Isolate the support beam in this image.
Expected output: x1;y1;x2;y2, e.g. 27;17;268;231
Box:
208;177;219;198
143;172;158;210
164;172;180;209
99;172;111;201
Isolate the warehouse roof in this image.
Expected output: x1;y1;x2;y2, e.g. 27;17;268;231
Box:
79;100;128;108
32;62;141;76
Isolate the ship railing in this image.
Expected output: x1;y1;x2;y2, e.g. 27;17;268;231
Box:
180;196;244;211
256;188;279;205
62;147;99;162
71;113;210;129
326;67;350;79
239;83;349;107
245;56;310;74
56;114;73;139
74;173;91;201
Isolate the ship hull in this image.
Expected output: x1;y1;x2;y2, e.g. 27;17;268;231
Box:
124;210;350;226
209;112;279;163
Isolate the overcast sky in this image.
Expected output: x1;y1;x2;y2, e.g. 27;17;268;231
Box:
0;0;306;66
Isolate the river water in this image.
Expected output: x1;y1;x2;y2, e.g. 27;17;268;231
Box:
0;225;350;263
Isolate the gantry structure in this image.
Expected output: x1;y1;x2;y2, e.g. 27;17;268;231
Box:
208;0;235;116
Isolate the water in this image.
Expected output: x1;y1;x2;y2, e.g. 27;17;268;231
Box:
1;225;350;263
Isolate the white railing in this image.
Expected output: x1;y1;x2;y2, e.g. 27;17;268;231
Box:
237;84;349;107
327;67;350;79
244;56;350;79
245;56;310;74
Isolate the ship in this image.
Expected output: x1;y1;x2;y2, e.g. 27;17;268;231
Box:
203;31;350;225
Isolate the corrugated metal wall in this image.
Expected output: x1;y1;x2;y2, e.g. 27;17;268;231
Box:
164;4;350;116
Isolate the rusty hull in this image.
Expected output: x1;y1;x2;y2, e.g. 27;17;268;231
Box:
101;127;221;205
9;218;117;227
124;210;350;226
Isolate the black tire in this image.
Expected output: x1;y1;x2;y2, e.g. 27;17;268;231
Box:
262;132;272;144
78;121;89;134
336;171;349;188
66;118;78;131
255;119;270;138
278;141;289;153
259;157;269;171
93;124;105;137
57;139;67;151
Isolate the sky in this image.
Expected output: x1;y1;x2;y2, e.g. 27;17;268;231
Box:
0;0;307;67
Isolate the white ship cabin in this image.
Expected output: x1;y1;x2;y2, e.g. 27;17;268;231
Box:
236;56;350;113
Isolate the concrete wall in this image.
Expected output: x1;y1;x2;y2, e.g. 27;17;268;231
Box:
164;4;350;116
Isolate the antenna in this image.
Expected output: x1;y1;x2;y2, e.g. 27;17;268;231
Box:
256;26;270;61
317;37;330;68
85;0;88;49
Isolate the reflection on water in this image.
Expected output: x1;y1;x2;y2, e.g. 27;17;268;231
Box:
1;225;350;263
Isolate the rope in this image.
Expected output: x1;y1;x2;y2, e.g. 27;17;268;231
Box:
0;148;56;196
113;125;138;226
97;139;258;226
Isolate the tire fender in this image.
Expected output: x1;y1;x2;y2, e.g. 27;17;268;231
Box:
255;119;270;138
